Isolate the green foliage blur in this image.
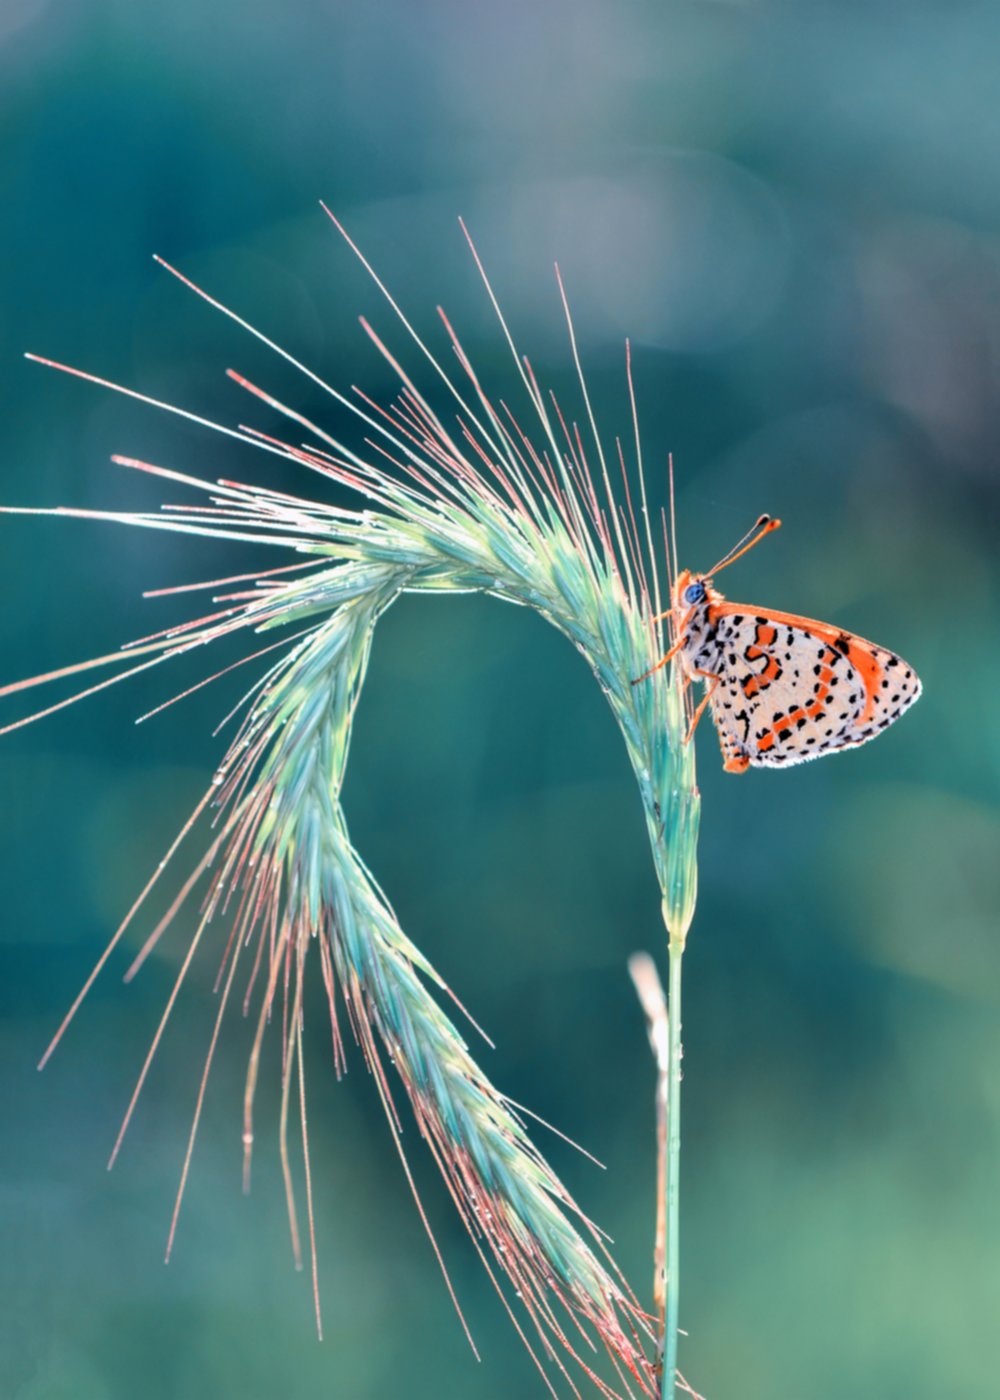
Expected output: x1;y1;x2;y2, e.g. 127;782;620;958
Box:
2;4;998;1398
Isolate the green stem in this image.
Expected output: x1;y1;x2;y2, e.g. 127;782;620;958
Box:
663;941;683;1399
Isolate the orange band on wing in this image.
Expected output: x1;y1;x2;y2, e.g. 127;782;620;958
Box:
742;632;782;698
713;603;886;730
755;643;840;754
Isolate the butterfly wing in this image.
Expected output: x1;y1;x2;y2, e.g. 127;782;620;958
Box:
703;605;921;771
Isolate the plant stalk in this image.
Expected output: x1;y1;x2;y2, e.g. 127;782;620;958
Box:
663;940;683;1400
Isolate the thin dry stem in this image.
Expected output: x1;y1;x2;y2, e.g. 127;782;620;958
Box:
628;954;670;1352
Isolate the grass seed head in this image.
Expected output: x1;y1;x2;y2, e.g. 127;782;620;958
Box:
4;216;702;1397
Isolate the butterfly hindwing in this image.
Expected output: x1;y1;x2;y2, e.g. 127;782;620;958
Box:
701;605;921;770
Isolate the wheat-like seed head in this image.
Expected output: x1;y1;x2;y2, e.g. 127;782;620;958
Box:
2;214;701;1399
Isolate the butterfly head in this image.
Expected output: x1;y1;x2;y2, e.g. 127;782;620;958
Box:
672;569;712;615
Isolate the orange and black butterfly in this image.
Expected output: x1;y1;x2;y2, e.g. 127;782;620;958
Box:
636;517;921;772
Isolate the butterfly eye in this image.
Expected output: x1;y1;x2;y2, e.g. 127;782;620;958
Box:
683;581;706;606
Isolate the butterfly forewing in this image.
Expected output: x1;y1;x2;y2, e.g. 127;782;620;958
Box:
702;605;921;770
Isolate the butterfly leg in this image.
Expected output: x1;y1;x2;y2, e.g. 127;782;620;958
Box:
630;634;685;686
684;673;720;745
688;672;751;771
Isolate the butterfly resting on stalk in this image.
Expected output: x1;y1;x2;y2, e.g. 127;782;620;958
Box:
634;516;922;772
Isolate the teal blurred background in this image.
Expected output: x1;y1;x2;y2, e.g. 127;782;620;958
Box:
2;4;999;1398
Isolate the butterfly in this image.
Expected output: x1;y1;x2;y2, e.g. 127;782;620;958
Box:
634;516;922;772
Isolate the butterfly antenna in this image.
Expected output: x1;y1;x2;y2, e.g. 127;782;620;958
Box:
708;514;781;578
